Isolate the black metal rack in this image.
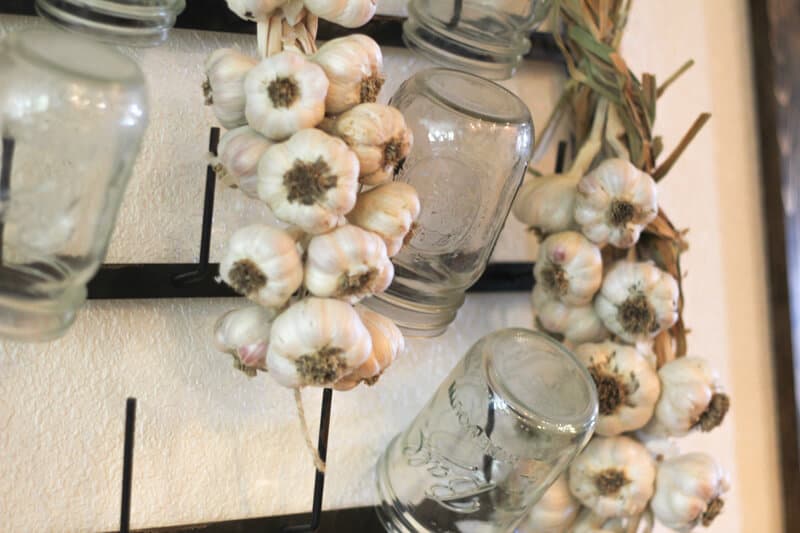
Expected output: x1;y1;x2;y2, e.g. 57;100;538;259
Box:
0;5;566;531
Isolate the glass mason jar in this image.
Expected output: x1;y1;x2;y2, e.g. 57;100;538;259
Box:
35;0;186;47
364;69;533;337
0;29;148;341
376;329;597;532
404;0;552;79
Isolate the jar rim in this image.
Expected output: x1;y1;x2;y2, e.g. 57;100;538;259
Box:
482;328;598;433
413;68;533;126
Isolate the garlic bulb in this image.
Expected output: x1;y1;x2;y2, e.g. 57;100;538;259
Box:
651;453;730;532
594;261;679;344
322;103;413;185
267;297;372;388
534;231;602;306
512;101;606;235
219;224;304;308
569;436;656;518
258;128;359;234
346;182;421;256
520;475;579;533
643;357;730;438
214;306;277;375
244;51;329;141
305;225;394;303
215;126;273;198
575;341;660;436
334;306;404;391
304;0;376;28
575;158;658;249
226;0;287;20
204;48;257;129
533;285;609;344
312;34;384;114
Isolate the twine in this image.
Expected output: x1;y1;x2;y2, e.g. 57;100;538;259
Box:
294;388;326;473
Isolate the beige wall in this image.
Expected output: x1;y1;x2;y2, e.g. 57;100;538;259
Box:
0;1;782;531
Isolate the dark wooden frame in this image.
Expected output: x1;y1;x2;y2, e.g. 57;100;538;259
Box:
749;1;800;531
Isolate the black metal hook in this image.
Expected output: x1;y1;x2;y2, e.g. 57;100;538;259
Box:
173;127;220;287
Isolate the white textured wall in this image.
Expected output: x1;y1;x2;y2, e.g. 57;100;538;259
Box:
0;1;781;532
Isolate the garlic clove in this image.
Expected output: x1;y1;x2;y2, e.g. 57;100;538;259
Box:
575;341;661;436
334;306;404;390
568;435;656;519
213;305;277;375
534;231;603;306
304;0;377;28
215;126;273;198
204;48;258;129
219;224;304;308
321;103;412;185
594;260;679;344
304;224;394;304
346;182;421;257
266;297;372;388
257;128;360;234
244;51;329;141
312;34;384;114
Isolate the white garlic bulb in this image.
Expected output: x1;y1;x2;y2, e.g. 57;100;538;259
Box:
257;128;359;234
204;48;257;129
334;306;404;391
304;0;376;28
312;34;384;114
575;341;660;436
219;224;304;308
594;261;679;344
519;475;579;533
322;103;413;185
651;453;730;532
214;305;277;375
304;225;394;303
575;158;658;249
512;103;605;235
346;182;421;256
569;436;656;518
267;297;372;388
643;357;730;438
532;285;609;344
244;51;329;141
534;231;602;306
215;126;273;198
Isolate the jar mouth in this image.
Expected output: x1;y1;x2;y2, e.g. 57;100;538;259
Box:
35;0;186;47
483;328;598;433
8;28;144;85
416;68;533;125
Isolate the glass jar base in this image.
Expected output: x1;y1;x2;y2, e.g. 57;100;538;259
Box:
362;290;464;338
402;5;529;80
0;285;86;342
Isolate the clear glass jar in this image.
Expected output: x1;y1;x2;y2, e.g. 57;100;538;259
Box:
35;0;186;47
376;329;597;532
364;69;533;337
404;0;552;79
0;29;148;341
